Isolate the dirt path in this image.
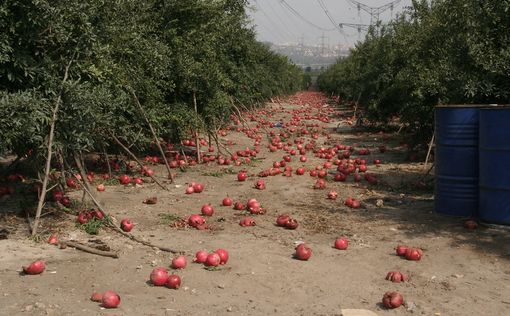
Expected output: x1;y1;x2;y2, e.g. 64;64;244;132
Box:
1;92;509;316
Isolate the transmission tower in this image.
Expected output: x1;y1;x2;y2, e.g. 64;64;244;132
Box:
346;0;401;24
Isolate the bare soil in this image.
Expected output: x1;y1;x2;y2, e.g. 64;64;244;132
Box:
1;93;509;316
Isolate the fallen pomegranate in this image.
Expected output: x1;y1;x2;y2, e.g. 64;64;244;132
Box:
48;234;58;245
90;292;103;302
294;243;312;261
239;217;256;227
194;251;208;263
327;191;338;200
215;249;229;265
185;185;194;194
171;255;187;269
254;179;266;190
205;252;221;267
119;175;131;185
101;290;121;308
285;218;299;230
22;260;45;275
150;267;169;286
237;171;248;182
464;219;478;230
96;184;105;192
222;197;233;206
193;183;204;193
395;245;408;256
166;274;181;289
188;214;206;229
386;271;408;283
276;214;291;227
201;204;214;216
120;218;134;232
334;237;349;250
405;247;423;261
382;291;404;309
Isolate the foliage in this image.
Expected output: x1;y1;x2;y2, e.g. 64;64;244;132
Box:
317;0;510;145
0;0;303;162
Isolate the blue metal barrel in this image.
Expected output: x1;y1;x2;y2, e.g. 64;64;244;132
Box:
479;107;510;224
435;105;482;217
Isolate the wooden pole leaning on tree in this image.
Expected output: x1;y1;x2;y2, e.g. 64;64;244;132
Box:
192;90;202;164
110;133;168;191
131;91;174;183
32;57;73;236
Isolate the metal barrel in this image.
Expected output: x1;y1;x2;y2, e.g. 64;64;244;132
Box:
479;106;510;224
435;105;482;217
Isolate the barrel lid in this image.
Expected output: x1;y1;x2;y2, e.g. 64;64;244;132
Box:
435;104;495;108
480;104;510;110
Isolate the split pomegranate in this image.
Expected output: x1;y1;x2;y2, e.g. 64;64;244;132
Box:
386;271;408;283
150;267;169;286
239;217;256;227
233;201;245;210
166;274;181;289
294;243;312;261
285;219;299;230
101;290;121;308
276;214;291;227
382;291;404;309
48;234;58;245
22;260;45;275
90;292;103;302
188;214;206;229
254;179;266;190
313;179;326;189
327;191;338;200
171;255;187;269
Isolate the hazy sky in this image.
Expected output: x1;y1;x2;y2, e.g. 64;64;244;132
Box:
246;0;411;47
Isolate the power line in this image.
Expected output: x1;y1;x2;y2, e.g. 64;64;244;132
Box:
264;0;299;41
253;0;291;43
279;0;336;32
317;0;350;43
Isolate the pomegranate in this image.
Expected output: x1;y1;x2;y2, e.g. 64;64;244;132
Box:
166;274;181;289
351;200;361;209
101;290;121;308
60;196;71;207
22;260;45;275
51;190;64;202
464;219;478;230
215;249;229;265
48;234;58;245
233;201;245;210
276;214;291;227
185;185;194;194
382;291;404;309
150;267;169;286
327;191;338;200
254;179;266;190
205;253;221;267
133;177;143;185
222;197;233;206
405;247;423;261
300;156;307;162
334;237;349;250
313;179;326;189
66;178;77;188
77;212;88;224
285;219;299;230
237;171;248;182
386;271;408;283
96;184;105;192
201;204;214;216
188;214;206;228
239;217;256;227
296;167;305;175
171;255;187;269
294;243;312;261
120;219;134;232
194;251;208;263
119;175;131;185
395;245;408;256
90;292;103;302
193;183;204;193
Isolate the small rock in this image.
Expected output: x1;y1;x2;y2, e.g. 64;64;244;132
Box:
452;274;464;278
341;309;378;316
35;302;46;309
23;305;34;312
376;199;384;207
217;284;225;289
406;301;417;313
226;306;233;312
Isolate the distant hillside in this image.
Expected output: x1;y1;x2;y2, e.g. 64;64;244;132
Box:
266;42;350;70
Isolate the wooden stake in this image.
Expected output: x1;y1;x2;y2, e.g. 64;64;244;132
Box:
32;57;73;236
192;91;202;164
131;91;174;183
